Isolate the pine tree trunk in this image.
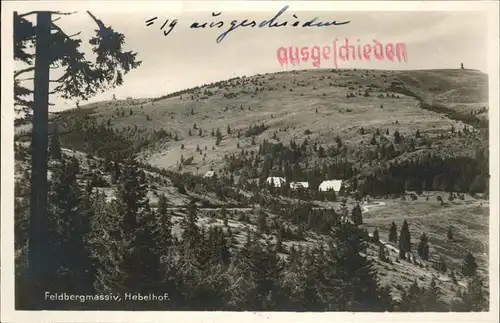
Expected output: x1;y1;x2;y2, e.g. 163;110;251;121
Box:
27;11;51;310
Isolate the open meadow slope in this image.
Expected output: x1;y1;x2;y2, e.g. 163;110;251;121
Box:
44;68;488;175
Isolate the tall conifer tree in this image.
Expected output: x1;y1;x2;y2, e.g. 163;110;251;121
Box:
399;220;411;259
389;221;398;243
47;157;95;300
93;159;163;309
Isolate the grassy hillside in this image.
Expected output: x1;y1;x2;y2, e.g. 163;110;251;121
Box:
34;68;487;176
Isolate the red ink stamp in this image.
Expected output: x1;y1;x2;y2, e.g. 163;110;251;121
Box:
277;38;408;68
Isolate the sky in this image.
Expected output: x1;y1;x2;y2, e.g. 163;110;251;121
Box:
10;3;492;112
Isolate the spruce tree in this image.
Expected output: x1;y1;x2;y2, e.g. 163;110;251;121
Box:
325;222;392;311
378;244;388;262
110;161;121;184
422;278;446;311
351;203;363;226
417;232;430;260
398;220;411;259
15;12;140;306
46;157;95;298
178;227;221;309
212;227;231;266
228;231;284;310
156;194;173;251
257;210;267;234
458;274;488;312
447;226;454;241
177;201;224;310
389;221;398;243
181;200;201;249
394;130;401;144
281;246;323;311
275;232;283;253
437;256;448;273
131;203;168;305
372;227;380;243
93;160;163;308
462;252;479;277
450;270;458;284
399;280;423;311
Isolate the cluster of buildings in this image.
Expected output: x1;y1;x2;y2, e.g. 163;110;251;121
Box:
265;176;343;192
202;171;344;192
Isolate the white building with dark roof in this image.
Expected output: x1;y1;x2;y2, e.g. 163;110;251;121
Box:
318;180;343;192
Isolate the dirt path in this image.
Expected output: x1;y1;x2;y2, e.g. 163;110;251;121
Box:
166;207;254;211
362;201;387;213
165;200;389;213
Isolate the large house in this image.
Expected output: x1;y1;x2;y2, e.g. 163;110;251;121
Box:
318;180;343;192
290;182;309;190
265;176;286;188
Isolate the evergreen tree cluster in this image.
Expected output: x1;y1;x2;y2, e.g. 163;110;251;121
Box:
49;113;173;162
13;150;489;312
360;152;488;197
220;133;487;202
14;155;391;310
244;123;268;137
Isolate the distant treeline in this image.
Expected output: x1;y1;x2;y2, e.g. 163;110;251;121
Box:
419;101;488;130
359;153;488;197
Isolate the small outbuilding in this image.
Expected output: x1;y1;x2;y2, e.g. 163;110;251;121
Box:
203;170;215;178
265;176;286;188
290;182;309;190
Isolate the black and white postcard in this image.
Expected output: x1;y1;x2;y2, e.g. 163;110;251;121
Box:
1;1;499;322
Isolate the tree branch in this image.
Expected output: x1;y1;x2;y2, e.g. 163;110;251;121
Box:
68;32;82;38
17;77;35;82
52;11;77;16
51;23;82;39
86;11;105;29
18;10;76;19
17;11;38;18
14;67;35;78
